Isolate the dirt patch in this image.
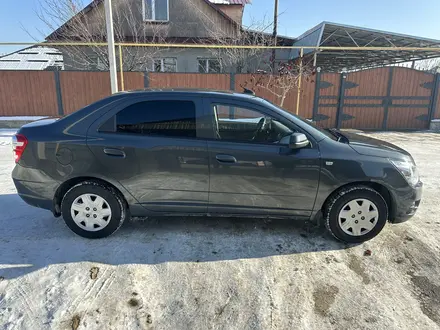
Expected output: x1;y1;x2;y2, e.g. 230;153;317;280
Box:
348;255;370;284
313;285;339;316
409;272;440;326
71;315;80;330
90;267;99;280
402;237;437;272
128;298;140;307
394;257;405;264
364;316;378;323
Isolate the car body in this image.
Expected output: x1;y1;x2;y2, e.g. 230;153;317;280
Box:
12;89;422;242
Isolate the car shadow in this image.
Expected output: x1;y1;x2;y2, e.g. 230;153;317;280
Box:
0;193;352;279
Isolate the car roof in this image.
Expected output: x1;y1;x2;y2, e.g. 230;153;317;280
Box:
116;88;260;101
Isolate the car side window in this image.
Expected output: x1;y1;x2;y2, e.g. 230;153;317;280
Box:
212;104;294;144
116;100;197;138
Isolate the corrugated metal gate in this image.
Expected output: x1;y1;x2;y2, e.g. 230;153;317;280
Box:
313;67;440;130
0;68;439;130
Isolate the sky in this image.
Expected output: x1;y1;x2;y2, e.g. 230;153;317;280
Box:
0;0;439;54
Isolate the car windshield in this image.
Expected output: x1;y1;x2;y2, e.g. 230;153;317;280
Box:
260;99;338;141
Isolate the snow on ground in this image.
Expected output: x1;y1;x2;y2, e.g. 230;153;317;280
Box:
0;130;15;146
0;116;47;121
0;132;440;329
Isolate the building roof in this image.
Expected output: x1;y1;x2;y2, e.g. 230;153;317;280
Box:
208;0;252;4
0;47;64;70
291;21;440;71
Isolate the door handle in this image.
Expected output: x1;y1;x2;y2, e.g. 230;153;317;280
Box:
103;148;126;158
216;154;237;163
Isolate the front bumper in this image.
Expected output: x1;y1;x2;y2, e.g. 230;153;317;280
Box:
390;181;423;223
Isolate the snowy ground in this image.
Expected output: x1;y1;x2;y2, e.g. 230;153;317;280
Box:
0;132;440;330
0;130;15;147
0;117;47;121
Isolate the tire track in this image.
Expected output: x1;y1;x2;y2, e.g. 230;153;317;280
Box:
64;266;110;317
15;282;39;329
0;279;38;328
68;266;117;328
94;270;117;299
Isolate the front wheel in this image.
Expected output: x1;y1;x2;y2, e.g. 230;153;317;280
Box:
61;181;127;239
324;186;388;243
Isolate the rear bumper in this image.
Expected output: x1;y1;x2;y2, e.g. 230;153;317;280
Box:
390;181;423;223
12;165;58;212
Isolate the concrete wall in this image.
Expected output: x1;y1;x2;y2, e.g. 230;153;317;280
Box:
81;0;239;39
61;46;238;73
215;4;243;25
59;0;244;72
61;46;293;73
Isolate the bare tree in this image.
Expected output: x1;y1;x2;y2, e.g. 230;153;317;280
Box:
192;5;316;107
200;13;275;73
211;29;275;73
34;0;315;106
36;0;171;71
185;3;315;107
188;4;290;75
241;57;315;107
414;57;440;73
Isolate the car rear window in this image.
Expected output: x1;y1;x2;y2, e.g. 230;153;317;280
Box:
116;100;196;138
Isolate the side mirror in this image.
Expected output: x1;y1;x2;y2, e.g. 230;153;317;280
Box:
289;133;309;149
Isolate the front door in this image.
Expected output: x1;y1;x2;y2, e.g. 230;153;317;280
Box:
87;96;209;214
205;100;321;217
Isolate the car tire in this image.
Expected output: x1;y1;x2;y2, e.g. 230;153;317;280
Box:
61;181;127;239
324;186;388;243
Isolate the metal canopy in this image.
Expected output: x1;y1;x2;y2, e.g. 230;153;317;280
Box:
292;22;440;71
0;46;64;70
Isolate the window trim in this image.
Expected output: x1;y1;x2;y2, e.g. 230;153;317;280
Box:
198;58;222;73
115;100;197;138
204;99;316;147
87;54;105;70
152;57;177;72
142;0;170;22
96;96;207;141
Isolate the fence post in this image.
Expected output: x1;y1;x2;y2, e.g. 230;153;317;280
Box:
229;73;236;118
143;71;149;88
118;45;124;91
53;70;64;116
295;48;304;115
382;67;394;130
230;72;235;91
428;73;440;123
312;70;321;121
336;73;346;129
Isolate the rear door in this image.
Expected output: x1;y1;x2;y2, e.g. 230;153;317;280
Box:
87;95;210;214
204;98;321;218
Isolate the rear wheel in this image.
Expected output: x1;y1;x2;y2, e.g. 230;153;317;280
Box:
61;181;127;239
324;186;388;243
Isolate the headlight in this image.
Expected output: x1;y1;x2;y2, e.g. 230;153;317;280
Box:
389;158;419;186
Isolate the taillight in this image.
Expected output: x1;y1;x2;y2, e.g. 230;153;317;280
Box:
12;134;28;163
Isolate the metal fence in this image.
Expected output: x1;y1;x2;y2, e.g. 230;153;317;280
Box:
0;67;439;130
